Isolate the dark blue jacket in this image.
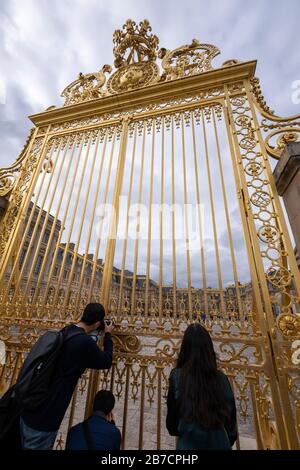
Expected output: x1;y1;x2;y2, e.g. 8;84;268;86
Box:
66;414;121;450
21;325;113;432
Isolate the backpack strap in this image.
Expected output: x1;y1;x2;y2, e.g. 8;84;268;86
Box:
56;328;86;378
82;420;95;450
61;327;85;343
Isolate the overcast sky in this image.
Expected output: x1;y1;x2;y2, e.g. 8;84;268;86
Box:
0;0;299;288
1;0;299;167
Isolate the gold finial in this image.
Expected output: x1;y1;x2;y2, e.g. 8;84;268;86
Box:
112;19;159;68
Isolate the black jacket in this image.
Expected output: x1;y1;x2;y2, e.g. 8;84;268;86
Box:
166;368;238;450
21;325;113;432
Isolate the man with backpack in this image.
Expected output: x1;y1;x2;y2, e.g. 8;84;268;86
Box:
66;390;121;450
19;302;113;450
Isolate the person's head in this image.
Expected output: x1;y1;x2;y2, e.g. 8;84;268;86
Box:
177;322;217;371
176;322;230;429
93;390;115;420
80;303;105;333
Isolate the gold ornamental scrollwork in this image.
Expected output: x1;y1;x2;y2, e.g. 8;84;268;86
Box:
103;18;160;94
107;61;160;94
263;129;300;160
0;324;10;342
113;19;159;68
112;333;141;354
155;338;180;358
0;173;16;198
229;92;300;324
217;342;259;365
61;65;112;106
250;76;300;160
159;39;220;81
0;128;35;197
266;266;291;289
277;313;300;338
61;18;231;106
250;77;274;116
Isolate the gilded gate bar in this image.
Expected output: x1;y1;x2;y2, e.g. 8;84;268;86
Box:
0;19;299;450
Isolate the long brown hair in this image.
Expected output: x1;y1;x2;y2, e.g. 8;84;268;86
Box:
177;323;229;429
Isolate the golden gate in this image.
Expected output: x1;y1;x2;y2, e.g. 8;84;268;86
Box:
0;19;299;450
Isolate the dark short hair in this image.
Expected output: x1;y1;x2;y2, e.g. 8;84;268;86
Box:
93;390;115;415
80;303;105;325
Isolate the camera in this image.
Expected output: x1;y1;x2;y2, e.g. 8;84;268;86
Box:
96;318;114;333
96;321;105;332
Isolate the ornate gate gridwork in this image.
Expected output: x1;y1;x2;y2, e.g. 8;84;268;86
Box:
0;19;299;450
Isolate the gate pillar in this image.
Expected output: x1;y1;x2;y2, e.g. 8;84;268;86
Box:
273;141;300;263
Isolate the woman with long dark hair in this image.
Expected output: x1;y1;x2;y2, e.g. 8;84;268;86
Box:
166;323;237;449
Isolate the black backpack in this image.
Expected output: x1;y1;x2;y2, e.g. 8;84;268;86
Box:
0;326;84;447
14;326;84;410
0;385;21;448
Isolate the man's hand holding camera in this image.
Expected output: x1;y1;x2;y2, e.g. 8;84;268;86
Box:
104;318;114;334
90;318;114;342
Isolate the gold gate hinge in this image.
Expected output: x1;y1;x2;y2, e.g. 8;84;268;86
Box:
239;188;249;217
225;106;231;126
267;330;279;381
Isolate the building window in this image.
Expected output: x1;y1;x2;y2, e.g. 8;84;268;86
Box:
42;231;49;244
54;266;59;277
19;249;27;268
63;270;68;279
28;223;35;237
34;255;43;275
